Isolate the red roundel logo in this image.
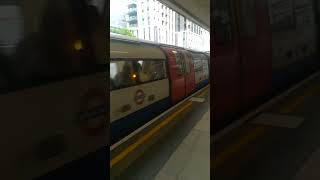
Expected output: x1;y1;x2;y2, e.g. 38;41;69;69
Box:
135;89;145;105
79;89;107;136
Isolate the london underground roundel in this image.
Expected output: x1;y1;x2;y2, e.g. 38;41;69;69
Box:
135;89;145;105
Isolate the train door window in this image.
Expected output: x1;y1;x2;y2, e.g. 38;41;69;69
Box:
0;4;23;93
136;60;166;83
110;61;138;90
172;50;185;76
90;0;106;13
193;54;203;72
239;0;256;38
213;0;233;45
268;0;295;30
202;55;209;74
184;53;191;74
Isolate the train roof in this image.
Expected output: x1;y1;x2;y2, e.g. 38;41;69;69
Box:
159;43;185;50
110;34;160;46
110;34;209;58
110;34;166;60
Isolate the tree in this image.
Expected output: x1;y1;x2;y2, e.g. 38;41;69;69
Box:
110;27;135;37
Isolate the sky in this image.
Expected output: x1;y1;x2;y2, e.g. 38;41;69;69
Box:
110;0;127;17
110;0;128;27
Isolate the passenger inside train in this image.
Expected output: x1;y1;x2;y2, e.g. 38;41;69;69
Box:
112;61;137;88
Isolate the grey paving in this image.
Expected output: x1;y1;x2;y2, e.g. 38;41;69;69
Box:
250;113;305;128
116;92;210;180
294;148;320;180
213;74;320;180
189;97;206;103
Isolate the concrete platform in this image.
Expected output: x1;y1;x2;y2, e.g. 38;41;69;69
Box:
212;72;320;180
115;91;210;180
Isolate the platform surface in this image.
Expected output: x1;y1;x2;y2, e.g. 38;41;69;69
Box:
213;73;320;180
115;91;210;180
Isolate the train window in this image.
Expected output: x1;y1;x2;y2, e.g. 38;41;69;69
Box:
110;60;167;90
239;0;256;38
90;0;106;14
194;60;203;72
0;4;23;93
213;0;233;45
192;54;203;72
0;0;106;94
202;58;209;74
136;60;166;82
110;61;138;90
268;0;295;30
172;51;185;76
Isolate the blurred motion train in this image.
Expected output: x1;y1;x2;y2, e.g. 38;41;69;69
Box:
110;34;210;144
0;0;107;179
212;0;320;131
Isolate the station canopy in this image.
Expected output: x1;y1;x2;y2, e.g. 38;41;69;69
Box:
159;0;209;31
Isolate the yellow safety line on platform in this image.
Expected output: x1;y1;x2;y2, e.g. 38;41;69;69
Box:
197;87;209;98
280;85;320;114
110;101;193;168
212;82;320;169
212;126;266;169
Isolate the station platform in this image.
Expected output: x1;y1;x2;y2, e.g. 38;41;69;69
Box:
212;72;320;180
112;87;210;180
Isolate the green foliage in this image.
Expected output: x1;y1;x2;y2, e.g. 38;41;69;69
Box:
110;27;135;37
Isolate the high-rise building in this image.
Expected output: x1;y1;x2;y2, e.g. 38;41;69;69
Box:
126;0;209;51
126;0;138;37
134;0;176;45
110;0;128;28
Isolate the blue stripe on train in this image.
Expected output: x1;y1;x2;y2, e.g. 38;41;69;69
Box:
111;97;171;144
196;79;209;90
272;55;320;92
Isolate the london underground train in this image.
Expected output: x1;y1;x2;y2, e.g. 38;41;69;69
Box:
110;34;209;144
212;0;320;131
0;0;107;179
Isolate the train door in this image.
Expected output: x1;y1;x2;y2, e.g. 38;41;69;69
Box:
182;50;196;95
212;0;241;129
166;48;186;104
236;0;272;108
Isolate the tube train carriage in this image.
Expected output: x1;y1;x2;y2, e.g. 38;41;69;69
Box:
0;0;107;179
110;34;210;144
212;0;320;132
